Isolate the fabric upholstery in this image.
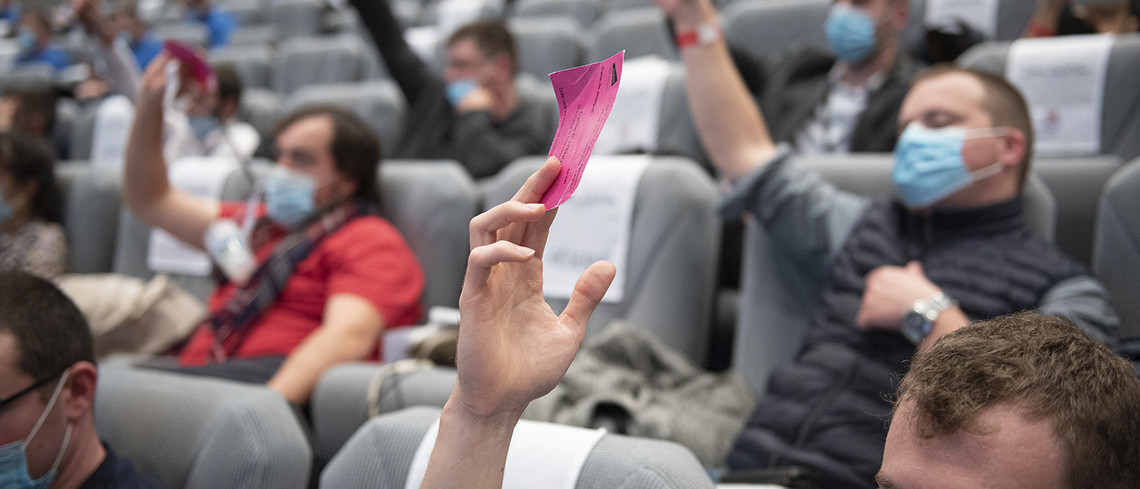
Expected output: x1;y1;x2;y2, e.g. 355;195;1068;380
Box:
94;364;312;489
508;16;585;81
586;8;676;63
273;34;365;95
287;80;407;158
209;43;274;89
1094;158;1140;338
722;0;830;61
320;406;715;489
56;164;122;273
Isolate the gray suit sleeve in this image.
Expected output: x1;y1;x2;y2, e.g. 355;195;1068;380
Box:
719;148;871;272
1036;275;1120;346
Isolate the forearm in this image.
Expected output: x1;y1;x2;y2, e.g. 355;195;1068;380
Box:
266;319;382;404
674;8;776;179
122;87;172;214
348;0;435;100
421;399;520;489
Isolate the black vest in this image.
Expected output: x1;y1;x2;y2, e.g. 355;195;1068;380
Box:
728;198;1086;489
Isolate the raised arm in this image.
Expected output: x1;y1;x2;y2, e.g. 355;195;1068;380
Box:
122;52;219;250
420;157;616;489
657;0;778;179
348;0;438;103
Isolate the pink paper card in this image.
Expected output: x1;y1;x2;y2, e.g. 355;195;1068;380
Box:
541;51;624;208
164;40;216;93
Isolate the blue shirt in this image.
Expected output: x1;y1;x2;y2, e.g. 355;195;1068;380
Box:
191;8;235;49
79;443;166;489
130;33;164;70
16;44;71;71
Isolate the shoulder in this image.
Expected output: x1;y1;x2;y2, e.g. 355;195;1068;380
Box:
326;215;410;250
82;443;165;489
26;220;66;244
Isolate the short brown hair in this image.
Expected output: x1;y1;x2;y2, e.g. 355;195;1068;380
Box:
273;105;381;204
914;65;1035;188
447;20;518;76
896;312;1140;489
0;272;93;384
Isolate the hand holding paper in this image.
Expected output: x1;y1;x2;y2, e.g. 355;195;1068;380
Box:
541;51;625;208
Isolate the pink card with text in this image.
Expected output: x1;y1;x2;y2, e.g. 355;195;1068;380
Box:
540;51;624;208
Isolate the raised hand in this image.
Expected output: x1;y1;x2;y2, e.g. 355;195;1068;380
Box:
450;156;616;423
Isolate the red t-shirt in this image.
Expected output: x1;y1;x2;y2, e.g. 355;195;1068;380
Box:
178;203;425;365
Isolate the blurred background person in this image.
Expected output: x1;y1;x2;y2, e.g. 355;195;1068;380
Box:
0;133;66;279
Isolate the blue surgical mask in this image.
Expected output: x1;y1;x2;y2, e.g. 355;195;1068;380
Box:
0;371;72;489
264;166;316;228
15;29;35;54
824;4;877;63
892;123;1007;207
187;115;220;141
445;79;477;106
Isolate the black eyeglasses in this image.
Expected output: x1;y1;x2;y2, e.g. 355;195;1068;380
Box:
0;372;63;414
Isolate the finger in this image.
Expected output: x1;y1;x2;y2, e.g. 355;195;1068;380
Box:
559;261;617;333
511;156;562;204
469;201;547;250
520;207;558;258
462;241;537;290
906;260;924;275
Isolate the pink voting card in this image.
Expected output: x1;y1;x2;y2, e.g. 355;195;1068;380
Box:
540;51;624;208
164;40;216;92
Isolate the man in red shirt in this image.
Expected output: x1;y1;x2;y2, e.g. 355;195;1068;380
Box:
122;51;424;404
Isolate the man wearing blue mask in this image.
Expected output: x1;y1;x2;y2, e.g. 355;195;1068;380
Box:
348;0;555;179
120;50;426;405
0;271;163;489
659;0;1119;486
668;0;914;155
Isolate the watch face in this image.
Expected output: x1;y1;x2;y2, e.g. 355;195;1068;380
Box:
902;311;928;344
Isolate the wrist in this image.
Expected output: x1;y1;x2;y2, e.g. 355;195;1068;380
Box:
902;291;957;345
670;4;718;32
441;395;523;436
675;21;722;50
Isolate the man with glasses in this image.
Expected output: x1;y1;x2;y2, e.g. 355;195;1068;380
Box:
0;271;162;489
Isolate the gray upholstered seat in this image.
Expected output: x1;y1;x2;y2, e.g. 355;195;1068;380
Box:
319;406;715;489
510;0;603;28
1033;155;1123;267
482;156;721;366
722;0;831;61
732;153;1058;393
56;163;123;273
958;35;1140;163
1093;158;1140;338
270;0;327;38
94;364;312;489
508;16;585;80
208;43;274;90
286;80;407;158
586;8;676;63
272;34;366;95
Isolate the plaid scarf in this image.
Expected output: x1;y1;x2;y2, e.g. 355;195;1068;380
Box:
205;199;369;363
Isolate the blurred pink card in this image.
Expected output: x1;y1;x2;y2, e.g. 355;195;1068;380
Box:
541;51;624;208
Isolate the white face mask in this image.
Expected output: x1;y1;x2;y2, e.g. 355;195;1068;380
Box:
0;370;73;489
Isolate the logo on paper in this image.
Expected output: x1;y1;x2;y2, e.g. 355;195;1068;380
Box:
610;64;618;86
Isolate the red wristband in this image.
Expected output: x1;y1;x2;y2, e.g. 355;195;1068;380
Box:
676;23;721;49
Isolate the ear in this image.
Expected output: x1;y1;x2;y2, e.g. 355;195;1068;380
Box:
491;53;512;81
62;362;98;422
998;127;1027;169
890;0;910;31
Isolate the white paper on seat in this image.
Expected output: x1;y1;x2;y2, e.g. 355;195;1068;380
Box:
405;26;440;65
90;95;136;168
541;155;650;304
405;417;607;489
924;0;999;39
1007;35;1112;156
147;157;238;275
0;39;19;70
436;0;501;37
592;56;671;156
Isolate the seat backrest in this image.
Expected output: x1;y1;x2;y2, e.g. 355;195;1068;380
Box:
272;34;364;95
208;43;274;90
1094;158;1140;338
238;87;284;157
94;364;312;489
56;163;122;273
378;160;481;309
152;21;210;49
732;153;1058;393
319;406;715;489
508;16;584;80
511;0;603;28
1033;155;1122;267
270;0;327;38
656;64;708;168
482;156;721;365
722;0;830;61
586;8;676;63
958;35;1140;163
286;80;406;158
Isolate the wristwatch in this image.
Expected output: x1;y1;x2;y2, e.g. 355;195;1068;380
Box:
675;22;721;49
902;292;957;345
